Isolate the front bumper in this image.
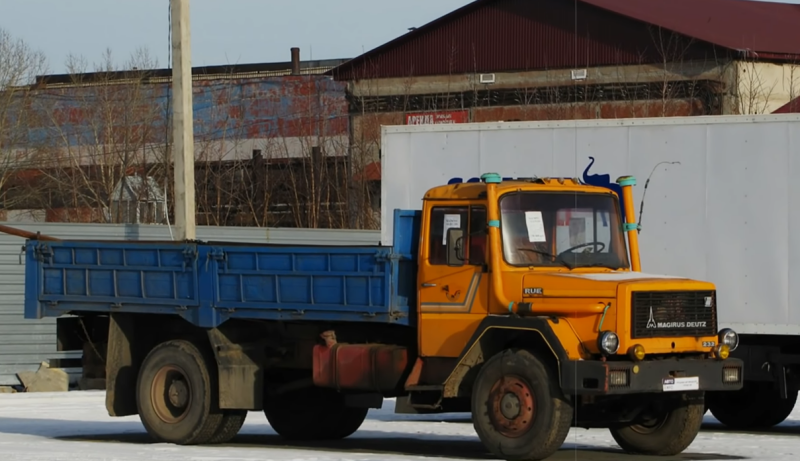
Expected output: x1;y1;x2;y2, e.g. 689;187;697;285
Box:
562;357;744;395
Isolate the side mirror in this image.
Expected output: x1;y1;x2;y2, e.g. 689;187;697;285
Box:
446;228;465;266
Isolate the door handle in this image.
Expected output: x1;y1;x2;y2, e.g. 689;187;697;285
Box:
421;283;437;287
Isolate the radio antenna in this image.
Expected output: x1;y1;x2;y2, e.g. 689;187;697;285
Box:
637;161;681;234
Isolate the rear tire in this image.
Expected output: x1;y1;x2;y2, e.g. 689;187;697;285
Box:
609;392;704;456
707;384;797;429
208;410;248;444
264;387;368;441
136;340;224;445
471;348;573;461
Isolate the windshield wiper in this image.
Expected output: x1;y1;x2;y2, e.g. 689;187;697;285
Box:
517;248;574;269
577;263;623;270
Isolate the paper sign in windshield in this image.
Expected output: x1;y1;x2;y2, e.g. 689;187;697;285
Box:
443;214;461;244
525;211;547;242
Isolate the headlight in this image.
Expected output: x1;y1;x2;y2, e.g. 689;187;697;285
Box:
718;328;739;352
597;331;620;355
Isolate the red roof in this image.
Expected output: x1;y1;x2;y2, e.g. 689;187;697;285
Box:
773;97;800;114
583;0;800;59
330;0;800;80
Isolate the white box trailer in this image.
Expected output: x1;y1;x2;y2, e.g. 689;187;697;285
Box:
381;113;800;429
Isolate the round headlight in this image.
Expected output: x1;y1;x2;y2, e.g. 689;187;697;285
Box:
598;331;620;355
718;328;739;352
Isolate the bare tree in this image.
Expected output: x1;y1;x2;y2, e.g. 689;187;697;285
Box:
25;48;166;223
0;28;48;216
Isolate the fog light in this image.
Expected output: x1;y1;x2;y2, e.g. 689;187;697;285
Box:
628;344;646;361
718;328;739;352
723;366;741;383
597;331;620;355
715;344;731;360
609;369;629;387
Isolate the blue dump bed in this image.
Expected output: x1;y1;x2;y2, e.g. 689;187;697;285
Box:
23;211;420;328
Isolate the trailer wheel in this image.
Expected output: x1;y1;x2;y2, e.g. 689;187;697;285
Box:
264;387;368;441
136;340;224;445
471;348;573;461
208;410;248;444
707;384;797;429
609;393;704;456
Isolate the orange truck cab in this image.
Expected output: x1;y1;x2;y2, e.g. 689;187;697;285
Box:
405;173;743;460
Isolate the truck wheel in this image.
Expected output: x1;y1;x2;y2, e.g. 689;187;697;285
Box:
264;387;368;440
609;393;704;456
759;390;798;427
208;410;248;444
136;340;224;445
708;384;797;429
471;349;573;461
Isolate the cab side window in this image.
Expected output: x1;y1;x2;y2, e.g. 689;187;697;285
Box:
428;205;487;266
469;206;487;265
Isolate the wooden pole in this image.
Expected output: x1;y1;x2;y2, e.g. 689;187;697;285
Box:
170;0;196;240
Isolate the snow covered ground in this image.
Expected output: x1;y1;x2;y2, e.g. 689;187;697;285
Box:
0;391;799;461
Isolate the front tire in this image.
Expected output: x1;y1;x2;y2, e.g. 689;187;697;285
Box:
264;387;368;441
136;340;224;445
471;349;573;461
609;392;704;456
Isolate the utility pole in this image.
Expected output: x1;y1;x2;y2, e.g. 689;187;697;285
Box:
171;0;196;240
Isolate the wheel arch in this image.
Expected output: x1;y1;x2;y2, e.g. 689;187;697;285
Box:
105;313;213;417
442;316;571;399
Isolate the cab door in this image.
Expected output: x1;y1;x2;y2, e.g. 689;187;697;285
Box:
418;203;488;357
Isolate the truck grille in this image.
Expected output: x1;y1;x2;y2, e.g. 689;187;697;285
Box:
631;291;717;339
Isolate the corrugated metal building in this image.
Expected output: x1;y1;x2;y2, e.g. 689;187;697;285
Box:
327;0;800;177
4;52;360;228
0;223;380;386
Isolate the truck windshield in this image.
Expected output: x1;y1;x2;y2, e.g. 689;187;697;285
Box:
498;191;630;269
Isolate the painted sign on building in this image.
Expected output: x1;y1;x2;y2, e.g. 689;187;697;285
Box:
405;110;469;125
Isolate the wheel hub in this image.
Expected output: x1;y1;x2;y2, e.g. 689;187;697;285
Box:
168;380;189;408
500;392;521;419
630;409;668;434
151;365;192;424
489;376;535;438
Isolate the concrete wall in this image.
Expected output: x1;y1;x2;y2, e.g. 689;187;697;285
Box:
346;61;732;98
0;222;380;386
346;60;736;167
735;61;800;114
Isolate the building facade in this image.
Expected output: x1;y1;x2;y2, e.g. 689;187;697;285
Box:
328;0;800;178
1;53;378;229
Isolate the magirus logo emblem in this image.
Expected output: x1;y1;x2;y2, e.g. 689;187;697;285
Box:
645;306;707;329
646;307;657;329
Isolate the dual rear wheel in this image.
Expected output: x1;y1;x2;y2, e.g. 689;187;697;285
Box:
136;340;247;445
135;339;367;445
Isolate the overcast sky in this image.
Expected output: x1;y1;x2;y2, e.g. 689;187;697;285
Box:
2;0;799;75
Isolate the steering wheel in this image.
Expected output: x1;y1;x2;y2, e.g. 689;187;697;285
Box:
558;241;606;257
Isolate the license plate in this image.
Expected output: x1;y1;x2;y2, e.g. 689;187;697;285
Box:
662;376;699;392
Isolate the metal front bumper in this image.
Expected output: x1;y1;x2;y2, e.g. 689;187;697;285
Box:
562;357;744;395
